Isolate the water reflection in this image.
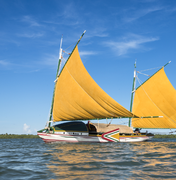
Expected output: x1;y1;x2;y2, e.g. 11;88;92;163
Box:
130;141;176;179
45;141;176;179
47;143;106;179
1;139;176;179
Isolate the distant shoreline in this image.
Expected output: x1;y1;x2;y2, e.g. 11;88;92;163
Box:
153;134;176;138
0;134;176;139
0;134;39;139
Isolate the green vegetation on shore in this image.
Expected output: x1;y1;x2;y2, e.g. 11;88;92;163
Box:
0;134;39;139
1;133;176;139
153;134;176;138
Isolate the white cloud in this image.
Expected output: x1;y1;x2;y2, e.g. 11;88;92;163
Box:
23;123;31;134
61;3;78;20
0;60;11;66
21;16;41;27
17;32;44;38
79;51;97;56
105;34;159;56
123;6;164;23
0;59;38;71
86;28;108;38
42;54;59;66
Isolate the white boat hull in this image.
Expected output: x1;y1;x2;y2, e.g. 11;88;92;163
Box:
37;132;152;143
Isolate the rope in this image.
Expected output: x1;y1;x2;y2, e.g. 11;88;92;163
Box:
139;66;163;72
63;50;71;55
107;117;113;127
137;71;150;77
64;41;77;51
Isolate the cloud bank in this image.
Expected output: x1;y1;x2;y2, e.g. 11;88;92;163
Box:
23;123;32;134
105;34;159;56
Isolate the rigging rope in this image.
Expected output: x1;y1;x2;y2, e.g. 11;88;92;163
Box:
139;66;163;72
64;41;78;51
137;71;150;77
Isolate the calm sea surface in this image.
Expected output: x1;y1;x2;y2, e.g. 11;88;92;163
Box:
1;138;176;180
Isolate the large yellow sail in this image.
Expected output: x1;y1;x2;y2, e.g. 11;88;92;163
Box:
53;46;136;122
132;68;176;129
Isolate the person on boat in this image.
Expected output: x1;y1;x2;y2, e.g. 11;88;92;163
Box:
134;128;140;134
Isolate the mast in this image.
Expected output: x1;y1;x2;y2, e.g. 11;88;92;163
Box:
128;61;171;128
48;31;86;127
128;61;136;127
48;36;63;127
135;61;171;92
164;61;171;68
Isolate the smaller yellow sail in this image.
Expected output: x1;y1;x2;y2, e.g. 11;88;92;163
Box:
53;45;136;122
132;68;176;129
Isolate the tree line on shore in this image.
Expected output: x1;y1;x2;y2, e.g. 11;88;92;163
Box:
1;133;176;139
0;134;39;139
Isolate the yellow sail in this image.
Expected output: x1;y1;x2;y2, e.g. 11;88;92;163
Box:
132;67;176;128
53;46;136;122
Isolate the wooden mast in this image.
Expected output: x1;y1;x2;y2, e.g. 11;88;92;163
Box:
128;61;136;127
48;31;86;127
128;61;171;127
48;35;63;127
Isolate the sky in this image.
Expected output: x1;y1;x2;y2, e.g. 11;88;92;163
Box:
1;0;176;135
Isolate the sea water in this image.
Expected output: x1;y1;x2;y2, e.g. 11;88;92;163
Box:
0;138;176;180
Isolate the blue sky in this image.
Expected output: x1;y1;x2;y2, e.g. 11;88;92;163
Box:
1;0;176;134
